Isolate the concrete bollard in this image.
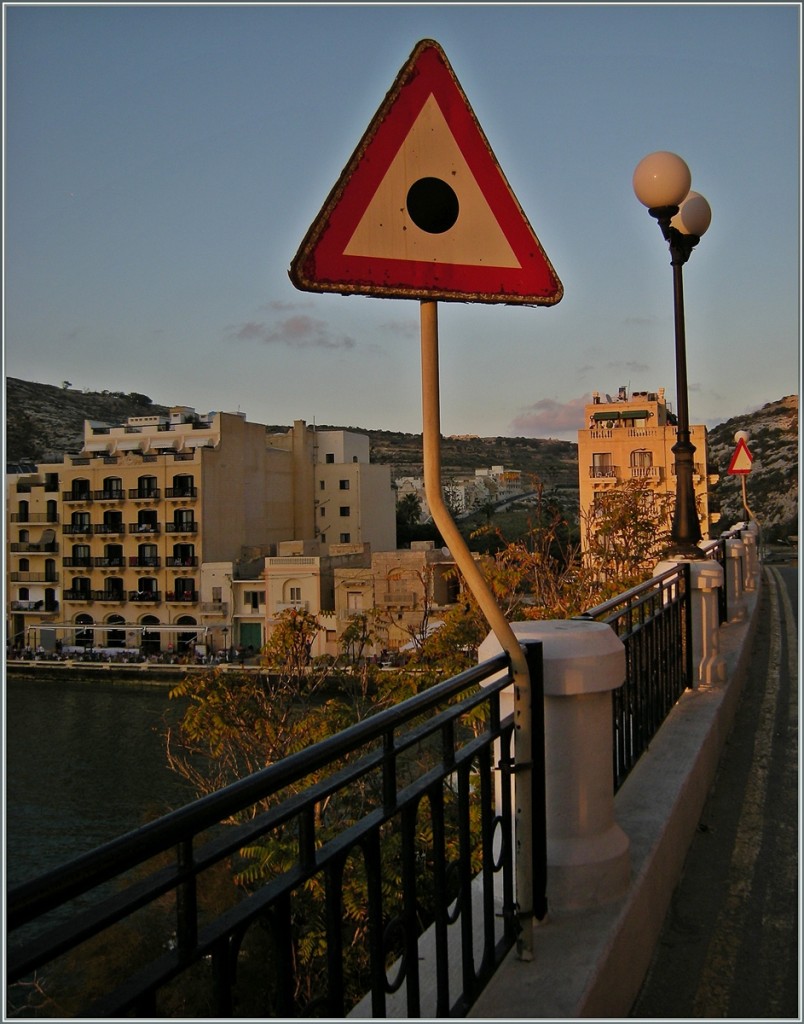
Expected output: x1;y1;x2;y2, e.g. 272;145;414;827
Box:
655;558;727;686
479;620;630;915
724;537;746;622
740;523;759;590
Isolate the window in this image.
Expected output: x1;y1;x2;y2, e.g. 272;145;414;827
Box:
244;590;264;610
339;479;350;490
631;450;653;468
591;453;615;478
340;507;350;517
340;533;351;543
212;587;222;603
319;480;326;490
289;586;302;603
325;453;335;464
320;506;327;517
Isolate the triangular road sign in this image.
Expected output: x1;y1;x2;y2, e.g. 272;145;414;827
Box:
289;39;563;305
727;437;754;474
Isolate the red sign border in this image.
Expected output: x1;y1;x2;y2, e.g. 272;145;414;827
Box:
727;437;754;475
289;39;563;305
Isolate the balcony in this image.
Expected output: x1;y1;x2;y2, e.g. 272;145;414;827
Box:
94;557;126;568
62;557;93;568
275;600;308;613
63;590;97;602
11;513;59;524
165;487;197;499
165;522;197;534
97;591;127;604
589;466;619;481
93;489;125;502
129;591;162;603
128;488;161;500
93;524;125;535
629;465;662;480
376;591;417;609
166;556;198;568
62;491;93;503
62;523;93;535
199;601;228;615
10;600;59;614
129;556;162;568
129;523;162;534
165;591;198;603
10;572;59;583
11;542;59;553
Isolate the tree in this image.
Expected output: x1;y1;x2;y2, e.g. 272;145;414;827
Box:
582;479;675;585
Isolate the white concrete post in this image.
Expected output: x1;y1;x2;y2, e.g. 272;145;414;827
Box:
724;537;746;622
479;620;630;915
655;558;726;687
740;522;759;590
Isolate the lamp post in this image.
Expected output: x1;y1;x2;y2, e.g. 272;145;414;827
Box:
633;151;712;559
221;626;229;662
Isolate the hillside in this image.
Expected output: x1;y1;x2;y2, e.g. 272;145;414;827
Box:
706;394;798;540
5;378;170;464
4;377;579;489
5;379;798;539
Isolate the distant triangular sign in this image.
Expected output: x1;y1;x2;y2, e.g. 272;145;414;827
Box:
727;437;754;474
289;39;563;305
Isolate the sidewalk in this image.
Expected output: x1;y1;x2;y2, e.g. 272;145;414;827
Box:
469;568;770;1019
630;563;799;1018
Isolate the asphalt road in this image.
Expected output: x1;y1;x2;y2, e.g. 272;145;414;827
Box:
630;559;799;1019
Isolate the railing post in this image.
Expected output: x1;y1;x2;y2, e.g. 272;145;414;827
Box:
656;557;726;687
479;620;630;916
724;535;746;622
739;521;760;590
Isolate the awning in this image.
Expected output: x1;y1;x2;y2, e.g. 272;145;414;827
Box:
184;437;215;448
81;441;112;453
592;409;650;421
114;438;145;451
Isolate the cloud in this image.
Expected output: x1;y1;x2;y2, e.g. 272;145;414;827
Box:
508;394;590;439
227;315;356;350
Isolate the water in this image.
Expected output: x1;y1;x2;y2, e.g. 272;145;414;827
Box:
5;675;196;889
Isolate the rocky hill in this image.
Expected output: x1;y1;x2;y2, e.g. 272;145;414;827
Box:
5;378;170;465
706;394;798;540
5;378;798;539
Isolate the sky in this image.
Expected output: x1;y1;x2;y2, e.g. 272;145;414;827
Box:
3;3;801;443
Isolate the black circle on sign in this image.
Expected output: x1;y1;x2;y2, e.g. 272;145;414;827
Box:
406;177;459;234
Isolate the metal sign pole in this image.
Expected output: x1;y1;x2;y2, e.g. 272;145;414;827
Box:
419;299;535;959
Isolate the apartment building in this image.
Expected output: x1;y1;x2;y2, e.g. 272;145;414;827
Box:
6;411;395;656
577;387;719;555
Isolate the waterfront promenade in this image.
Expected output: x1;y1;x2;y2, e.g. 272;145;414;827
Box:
470;557;799;1019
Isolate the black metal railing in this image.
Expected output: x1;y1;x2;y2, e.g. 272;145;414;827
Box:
576;563;691;791
7;644;545;1019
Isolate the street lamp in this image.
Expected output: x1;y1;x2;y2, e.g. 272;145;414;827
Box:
633;151;712;559
221;626;229;662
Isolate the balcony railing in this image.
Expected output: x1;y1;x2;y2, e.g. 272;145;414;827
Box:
94;557;126;568
129;556;162;567
629;465;662;479
62;491;92;502
93;489;125;501
165;591;198;602
166;556;198;567
11;513;59;524
62;523;93;535
129;590;162;603
62;557;93;568
7;644;544;1018
575;562;691;790
165;522;198;533
129;523;161;534
10;572;59;583
128;488;161;499
10;600;59;613
10;542;59;553
166;487;197;498
93;523;125;535
589;465;618;479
